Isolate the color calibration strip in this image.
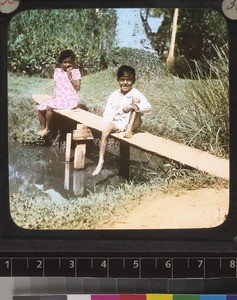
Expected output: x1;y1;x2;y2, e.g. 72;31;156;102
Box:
12;294;237;300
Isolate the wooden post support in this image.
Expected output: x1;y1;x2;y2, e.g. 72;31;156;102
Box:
74;142;86;169
119;142;130;179
72;124;93;170
73;170;85;196
65;133;72;162
64;162;70;190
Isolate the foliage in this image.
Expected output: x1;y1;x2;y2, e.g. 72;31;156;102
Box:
8;95;40;144
176;9;227;61
150;8;227;76
8;73;52;144
110;47;166;80
149;46;229;158
8;9;116;77
149;8;174;57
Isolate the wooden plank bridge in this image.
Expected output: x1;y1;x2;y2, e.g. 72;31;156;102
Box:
33;94;229;180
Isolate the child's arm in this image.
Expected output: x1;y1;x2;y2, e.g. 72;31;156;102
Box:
131;91;151;113
69;78;81;92
67;68;81;92
123;103;139;113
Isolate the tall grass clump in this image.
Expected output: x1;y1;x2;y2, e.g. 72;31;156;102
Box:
155;46;229;158
8;9;116;77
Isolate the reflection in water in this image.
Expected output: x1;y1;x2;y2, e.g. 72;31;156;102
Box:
9;143;126;200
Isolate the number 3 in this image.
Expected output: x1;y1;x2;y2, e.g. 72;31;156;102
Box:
226;0;237;10
222;0;237;20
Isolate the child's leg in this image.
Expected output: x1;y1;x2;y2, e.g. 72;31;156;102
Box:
36;107;53;136
37;110;46;130
124;111;142;138
36;110;46;135
92;122;118;176
44;106;54;133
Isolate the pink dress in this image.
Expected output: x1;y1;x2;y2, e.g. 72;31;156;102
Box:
37;68;81;110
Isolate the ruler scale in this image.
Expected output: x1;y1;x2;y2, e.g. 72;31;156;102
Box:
0;256;237;278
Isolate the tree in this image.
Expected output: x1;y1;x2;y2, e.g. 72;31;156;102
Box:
166;8;179;70
152;8;227;75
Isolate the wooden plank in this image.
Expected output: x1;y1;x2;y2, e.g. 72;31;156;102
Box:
32;94;229;180
57;109;229;180
114;131;229;180
59;108;104;132
32;93;51;104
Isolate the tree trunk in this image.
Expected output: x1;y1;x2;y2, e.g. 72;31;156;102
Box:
166;8;179;70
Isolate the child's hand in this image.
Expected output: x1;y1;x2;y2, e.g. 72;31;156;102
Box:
67;67;80;91
123;105;132;113
123;104;138;113
67;67;73;81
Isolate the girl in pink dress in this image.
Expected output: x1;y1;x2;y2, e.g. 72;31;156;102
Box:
37;49;81;137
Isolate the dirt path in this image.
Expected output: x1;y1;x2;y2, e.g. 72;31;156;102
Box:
101;188;229;229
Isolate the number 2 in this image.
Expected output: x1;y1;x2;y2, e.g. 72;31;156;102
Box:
37;260;43;269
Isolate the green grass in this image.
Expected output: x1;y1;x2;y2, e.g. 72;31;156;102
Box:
7;48;229;229
8;46;229;157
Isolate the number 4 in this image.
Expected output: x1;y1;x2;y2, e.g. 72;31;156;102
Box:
101;260;107;268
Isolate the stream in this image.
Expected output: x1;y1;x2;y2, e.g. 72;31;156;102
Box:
8;142;127;201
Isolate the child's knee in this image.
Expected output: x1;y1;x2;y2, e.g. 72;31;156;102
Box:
46;106;53;112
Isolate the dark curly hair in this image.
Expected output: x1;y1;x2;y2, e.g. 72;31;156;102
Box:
58;49;76;64
117;65;136;83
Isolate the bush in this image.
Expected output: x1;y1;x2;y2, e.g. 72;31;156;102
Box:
110;47;166;80
8;9;117;77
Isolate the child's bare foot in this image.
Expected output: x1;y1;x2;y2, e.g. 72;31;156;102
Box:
124;130;133;138
37;129;50;137
37;129;44;136
92;161;104;176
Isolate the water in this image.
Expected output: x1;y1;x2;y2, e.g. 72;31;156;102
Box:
8;143;127;201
